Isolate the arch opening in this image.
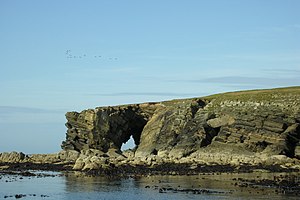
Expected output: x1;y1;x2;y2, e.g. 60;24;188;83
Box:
121;135;136;151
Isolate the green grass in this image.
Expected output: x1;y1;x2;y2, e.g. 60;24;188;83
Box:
202;86;300;102
95;86;300;109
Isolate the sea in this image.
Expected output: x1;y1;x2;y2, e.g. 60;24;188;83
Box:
1;171;299;200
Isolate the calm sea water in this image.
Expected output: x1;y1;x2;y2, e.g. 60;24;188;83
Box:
1;171;299;200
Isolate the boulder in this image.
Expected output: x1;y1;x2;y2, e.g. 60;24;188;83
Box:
207;115;235;128
0;152;25;163
57;150;80;162
28;153;59;163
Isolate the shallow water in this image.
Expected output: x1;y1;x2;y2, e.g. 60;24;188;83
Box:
0;171;299;200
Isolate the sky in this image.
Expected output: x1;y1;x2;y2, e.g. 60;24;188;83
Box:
0;0;300;153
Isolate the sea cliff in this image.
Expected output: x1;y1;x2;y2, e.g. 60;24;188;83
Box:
1;87;300;173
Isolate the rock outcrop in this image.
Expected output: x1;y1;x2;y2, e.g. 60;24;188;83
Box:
0;150;79;165
61;103;158;152
60;87;300;170
2;87;300;171
0;152;25;163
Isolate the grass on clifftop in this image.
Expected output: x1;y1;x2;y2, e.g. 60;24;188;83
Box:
97;86;300;108
202;86;300;103
164;86;300;105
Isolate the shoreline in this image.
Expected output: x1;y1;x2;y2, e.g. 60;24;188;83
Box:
1;163;300;197
1;87;300;198
1;161;299;177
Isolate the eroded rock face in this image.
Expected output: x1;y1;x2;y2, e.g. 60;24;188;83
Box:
205;93;300;157
0;152;25;163
61;87;300;169
61;103;158;152
0;150;80;164
135;99;215;158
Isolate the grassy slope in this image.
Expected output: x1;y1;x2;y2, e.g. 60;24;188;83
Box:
202;86;300;102
94;86;300;109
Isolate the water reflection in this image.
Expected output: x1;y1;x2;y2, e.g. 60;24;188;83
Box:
62;172;300;200
64;172;124;193
1;171;299;200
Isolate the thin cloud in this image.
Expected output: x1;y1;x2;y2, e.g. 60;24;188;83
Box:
235;24;300;40
0;106;65;124
263;69;300;74
291;24;300;29
88;92;205;97
170;76;300;87
222;53;300;62
0;106;62;114
207;76;299;86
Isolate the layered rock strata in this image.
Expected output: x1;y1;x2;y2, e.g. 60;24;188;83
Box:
0;150;79;164
59;87;300;170
1;87;300;171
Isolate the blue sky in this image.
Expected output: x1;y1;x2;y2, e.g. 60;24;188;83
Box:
1;0;300;153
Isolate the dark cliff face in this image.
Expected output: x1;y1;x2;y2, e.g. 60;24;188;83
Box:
61;103;158;152
62;87;300;159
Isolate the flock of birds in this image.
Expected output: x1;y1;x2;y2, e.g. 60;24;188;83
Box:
65;50;118;60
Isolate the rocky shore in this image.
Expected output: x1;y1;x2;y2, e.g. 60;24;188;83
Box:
1;87;300;175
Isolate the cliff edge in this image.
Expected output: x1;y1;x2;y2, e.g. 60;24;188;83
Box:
59;86;300;170
1;87;300;172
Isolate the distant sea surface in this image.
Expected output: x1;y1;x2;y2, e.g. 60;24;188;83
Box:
1;171;299;200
